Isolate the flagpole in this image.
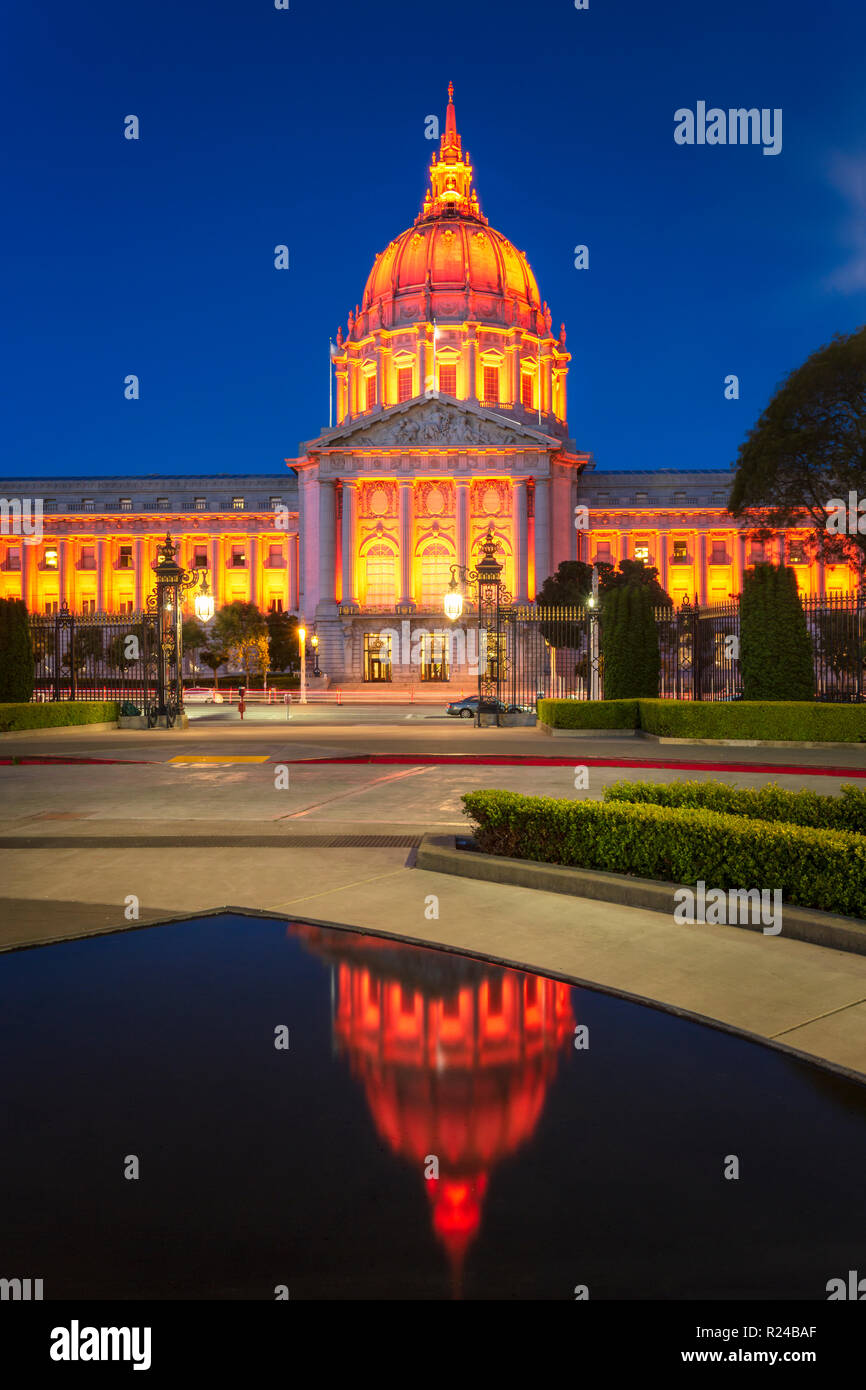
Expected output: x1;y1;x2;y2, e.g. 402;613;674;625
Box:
329;338;333;428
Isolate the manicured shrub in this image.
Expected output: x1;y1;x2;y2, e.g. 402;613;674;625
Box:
601;584;660;699
637;698;866;742
0;701;119;732
462;789;866;918
740;563;814;701
603;779;866;834
537;699;639;729
0;598;35;703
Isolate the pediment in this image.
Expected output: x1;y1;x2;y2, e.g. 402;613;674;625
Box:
307;397;559;453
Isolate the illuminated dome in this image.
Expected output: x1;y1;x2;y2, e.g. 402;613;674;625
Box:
331;83;570;430
355;83;547;337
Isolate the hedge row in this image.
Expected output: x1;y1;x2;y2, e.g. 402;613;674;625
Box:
461;789;866;918
537;698;866;742
603;779;866;835
0;702;120;732
536;698;639;729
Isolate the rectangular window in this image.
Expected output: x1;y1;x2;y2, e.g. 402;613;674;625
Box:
672;540;688;563
6;547;21;570
673;491;687;505
44;498;57;513
710;543;728;564
192;547;208;568
118;545;133;568
267;544;284;567
521;373;533;409
43;547;58;569
788;543;806;564
230;545;246;568
232;497;245;511
595;542;612;562
713;492;727;505
44;599;59;614
119;600;134;615
596;493;609;507
634;492;649;505
482;365;499;405
397;367;413;403
268;596;284;613
82;499;94;512
80;547;95;569
119;498;133;512
438;365;457;396
633;543;650;562
365;375;377;411
195;497;207;511
268;496;282;511
81;598;96;614
419;632;450;682
156;497;169;509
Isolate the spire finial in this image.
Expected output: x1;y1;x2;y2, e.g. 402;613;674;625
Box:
448;80;454;102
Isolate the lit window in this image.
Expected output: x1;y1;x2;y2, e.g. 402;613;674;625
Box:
365;544;397;607
192;547;208;568
397;367;413;403
420;543;452;609
232;497;244;511
439;365;457;396
268;497;282;511
483;365;499;404
633;544;649;562
157;497;169;509
521;373;533;409
118;546;133;568
672;540;688;563
365;376;377;411
230;545;246;568
268;597;284;613
44;547;58;569
120;498;133;511
195;497;207;510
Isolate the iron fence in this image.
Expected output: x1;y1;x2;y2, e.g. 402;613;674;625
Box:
29;608;160;705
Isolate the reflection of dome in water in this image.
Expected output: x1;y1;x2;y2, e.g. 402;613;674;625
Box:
291;923;574;1293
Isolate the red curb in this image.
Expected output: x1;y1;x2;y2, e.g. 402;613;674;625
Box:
293;754;866;778
0;757;155;766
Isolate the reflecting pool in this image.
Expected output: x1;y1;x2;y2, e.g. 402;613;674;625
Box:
1;912;865;1299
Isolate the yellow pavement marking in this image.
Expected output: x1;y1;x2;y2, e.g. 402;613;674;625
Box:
168;755;270;764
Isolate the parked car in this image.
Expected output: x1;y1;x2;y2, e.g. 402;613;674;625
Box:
446;696;534;718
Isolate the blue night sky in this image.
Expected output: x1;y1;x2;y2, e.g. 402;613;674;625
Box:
3;0;865;479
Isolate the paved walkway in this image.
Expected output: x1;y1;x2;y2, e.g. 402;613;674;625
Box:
2;719;865;1079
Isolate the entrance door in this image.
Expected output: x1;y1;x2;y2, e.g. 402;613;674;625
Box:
364;633;392;682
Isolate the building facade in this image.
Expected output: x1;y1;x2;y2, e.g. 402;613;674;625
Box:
0;87;858;683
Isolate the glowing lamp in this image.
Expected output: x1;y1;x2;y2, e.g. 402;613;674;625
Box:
194;576;214;622
311;634;319;650
443;579;464;622
298;626;306;643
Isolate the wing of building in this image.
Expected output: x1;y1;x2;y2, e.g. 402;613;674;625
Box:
0;85;856;685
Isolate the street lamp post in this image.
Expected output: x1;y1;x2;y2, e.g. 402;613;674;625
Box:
298;625;307;704
443;525;512;726
146;533;213;728
311;632;320;677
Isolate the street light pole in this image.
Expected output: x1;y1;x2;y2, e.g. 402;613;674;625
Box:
443;526;511;727
298;624;307;704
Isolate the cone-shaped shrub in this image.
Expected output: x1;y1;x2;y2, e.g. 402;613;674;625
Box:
740;563;813;701
601;583;660;699
0;597;35;702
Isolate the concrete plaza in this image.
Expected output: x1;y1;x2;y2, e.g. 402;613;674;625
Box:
2;706;866;1079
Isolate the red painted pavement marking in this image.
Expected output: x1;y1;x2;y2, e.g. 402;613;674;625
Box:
290;754;866;778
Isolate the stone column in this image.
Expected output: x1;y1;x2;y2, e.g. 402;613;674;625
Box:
341;480;358;606
249;534;259;609
398;480;414;608
658;530;669;594
375;347;383;410
58;538;69;609
466;329;478;403
514;479;529;603
317;479;337;613
698;532;708;604
620;532;630;563
418;333;427;395
20;541;31;611
817;553;826;600
134;539;145;610
511;336;522;406
533;478;550;591
96;538;107;613
456;480;469;572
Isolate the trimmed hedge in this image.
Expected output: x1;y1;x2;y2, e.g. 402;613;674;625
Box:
0;598;35;702
462;788;866;918
601;584;660;699
537;699;639;729
537;698;866;741
638;699;866;742
603;779;866;834
0;702;120;732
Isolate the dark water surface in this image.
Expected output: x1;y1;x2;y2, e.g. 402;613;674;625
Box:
1;912;865;1300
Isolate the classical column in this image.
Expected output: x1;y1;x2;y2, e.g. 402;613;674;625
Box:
341;480;358;607
734;533;746;598
398;479;414;608
456;480;469;572
20;541;31;611
293;534;300;611
418;332;427;395
698;532;708;604
533;478;550;591
658;530;669;595
247;534;259;609
466;329;478;403
96;538;106;613
317;479;337;613
620;532;630;563
58;538;68;609
510;336;522;406
375;347;383;410
514;479;529;604
134;539;144;610
816;553;826;600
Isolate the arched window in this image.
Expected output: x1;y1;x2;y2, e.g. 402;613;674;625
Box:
420;543;452;610
365;544;397;608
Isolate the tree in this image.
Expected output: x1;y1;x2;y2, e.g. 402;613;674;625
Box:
213;601;269;683
63;627;103;673
0;598;35;702
266;610;299;673
199;641;230;690
537;558;671;610
182;617;207;665
740;563;814;701
600;583;660;699
729;325;866;571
